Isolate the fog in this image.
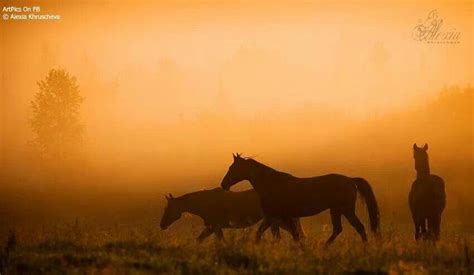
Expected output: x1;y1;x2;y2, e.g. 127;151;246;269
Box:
0;1;472;226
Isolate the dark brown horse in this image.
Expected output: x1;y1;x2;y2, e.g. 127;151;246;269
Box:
221;154;380;245
160;188;305;242
409;144;446;241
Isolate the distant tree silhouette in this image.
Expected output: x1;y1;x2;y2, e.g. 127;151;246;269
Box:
30;69;84;162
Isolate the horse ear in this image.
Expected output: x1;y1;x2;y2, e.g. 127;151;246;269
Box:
413;143;418;150
169;193;174;199
165;194;170;201
423;144;428;151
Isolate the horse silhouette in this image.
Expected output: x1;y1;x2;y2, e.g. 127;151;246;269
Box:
221;154;380;245
409;144;446;241
160;188;305;242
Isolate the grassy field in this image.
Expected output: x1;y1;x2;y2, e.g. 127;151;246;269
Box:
0;217;472;274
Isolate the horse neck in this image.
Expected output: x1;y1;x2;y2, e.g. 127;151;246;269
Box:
175;196;193;215
177;192;207;217
415;159;430;179
416;170;430;179
246;161;292;191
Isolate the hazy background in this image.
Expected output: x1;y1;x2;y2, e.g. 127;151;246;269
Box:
1;1;472;228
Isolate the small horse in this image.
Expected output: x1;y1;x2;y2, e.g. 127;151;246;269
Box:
221;154;380;245
160;188;305;242
409;144;446;241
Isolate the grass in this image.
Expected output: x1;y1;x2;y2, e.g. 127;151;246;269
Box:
0;218;472;274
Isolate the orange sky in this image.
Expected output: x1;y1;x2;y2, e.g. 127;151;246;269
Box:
1;0;472;189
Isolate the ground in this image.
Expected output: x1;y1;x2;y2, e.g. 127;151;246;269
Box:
0;218;472;274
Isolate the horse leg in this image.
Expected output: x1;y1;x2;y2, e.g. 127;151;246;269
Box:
294;218;306;239
282;217;300;241
413;215;423;241
433;214;441;241
214;226;225;241
427;215;441;241
325;208;342;246
256;218;271;242
421;218;428;240
270;223;281;240
343;211;368;243
426;217;434;240
196;226;214;243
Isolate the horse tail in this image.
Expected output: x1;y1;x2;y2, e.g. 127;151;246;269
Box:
354;177;380;235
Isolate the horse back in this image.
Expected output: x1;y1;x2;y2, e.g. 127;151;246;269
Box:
286;174;357;198
260;174;358;217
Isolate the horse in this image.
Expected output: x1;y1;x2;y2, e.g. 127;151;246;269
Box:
409;144;446;241
221;154;380;245
160;188;305;242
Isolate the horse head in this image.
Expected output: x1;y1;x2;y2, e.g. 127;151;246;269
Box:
221;153;249;190
413;143;430;175
160;193;183;230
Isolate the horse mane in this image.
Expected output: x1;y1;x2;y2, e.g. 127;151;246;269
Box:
245;158;293;179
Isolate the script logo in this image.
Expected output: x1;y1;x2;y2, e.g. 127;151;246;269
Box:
412;10;461;44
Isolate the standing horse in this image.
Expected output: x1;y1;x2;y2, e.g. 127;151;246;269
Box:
409;144;446;241
160;188;305;242
221;154;380;245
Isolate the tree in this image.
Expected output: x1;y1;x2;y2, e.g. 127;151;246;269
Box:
30;69;84;162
